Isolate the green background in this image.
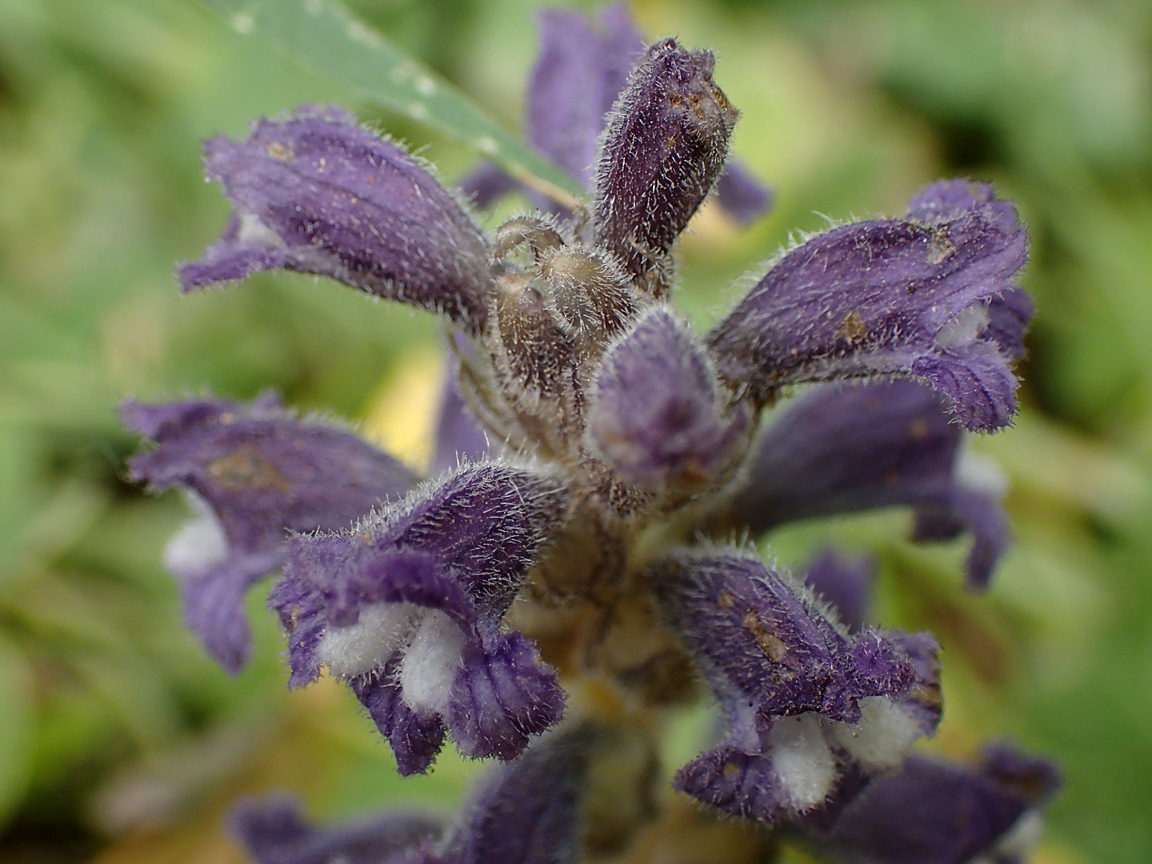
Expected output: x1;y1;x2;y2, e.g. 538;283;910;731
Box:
1;0;1149;861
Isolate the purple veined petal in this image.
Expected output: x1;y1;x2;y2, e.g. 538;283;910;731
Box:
587;307;751;490
593;39;738;296
707;180;1031;430
278;461;566;631
179;106;495;334
674;716;838;823
803;745;1060;864
122;394;416;673
229;795;442;864
439;729;591;864
447;629;566;761
802;551;876;633
351;666;449;777
715;380;1011;589
985;288;1033;359
714;161;774;226
654;549;938;824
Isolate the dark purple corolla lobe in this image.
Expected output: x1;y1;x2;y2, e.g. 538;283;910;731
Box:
180;106;494;334
587;308;750;490
652;549;938;823
121;393;415;673
270;462;568;772
803;745;1060;864
707;181;1030;431
718;381;1009;588
593;39;738;296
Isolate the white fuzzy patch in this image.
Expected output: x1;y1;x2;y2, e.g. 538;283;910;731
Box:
163;494;229;577
400;610;467;715
935;304;990;349
236;211;287;249
317;602;419;679
827;696;922;771
769;714;837;810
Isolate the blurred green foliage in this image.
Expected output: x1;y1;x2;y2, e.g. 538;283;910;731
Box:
1;0;1150;862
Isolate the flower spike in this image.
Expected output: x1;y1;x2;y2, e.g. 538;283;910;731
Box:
180;106;495;334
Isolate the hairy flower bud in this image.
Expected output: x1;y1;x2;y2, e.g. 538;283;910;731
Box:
593;39;738;296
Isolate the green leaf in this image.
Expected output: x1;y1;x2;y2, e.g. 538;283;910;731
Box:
200;0;583;206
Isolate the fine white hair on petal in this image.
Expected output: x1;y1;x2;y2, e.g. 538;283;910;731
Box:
826;696;923;771
399;610;468;715
317;602;421;679
934;303;991;350
163;492;229;577
769;714;837;811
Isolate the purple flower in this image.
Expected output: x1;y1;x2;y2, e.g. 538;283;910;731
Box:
708;180;1031;431
269;461;568;774
587;307;751;492
716;380;1010;589
180;106;495;335
652;549;940;823
122;393;415;672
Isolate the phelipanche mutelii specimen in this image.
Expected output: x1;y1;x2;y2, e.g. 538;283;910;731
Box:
124;5;1058;862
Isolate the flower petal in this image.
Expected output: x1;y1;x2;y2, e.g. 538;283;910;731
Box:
593;40;738;296
179;106;495;334
448;630;566;761
122;394;415;672
707;180;1030;430
653;551;918;724
352;667;448;777
716;381;1010;588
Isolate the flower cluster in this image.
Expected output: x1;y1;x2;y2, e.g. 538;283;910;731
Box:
125;6;1057;863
